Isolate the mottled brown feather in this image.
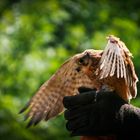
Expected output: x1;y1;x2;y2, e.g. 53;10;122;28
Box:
20;52;96;127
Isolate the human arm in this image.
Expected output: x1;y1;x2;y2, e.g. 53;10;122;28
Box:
63;88;140;138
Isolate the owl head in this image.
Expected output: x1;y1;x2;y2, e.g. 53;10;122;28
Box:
75;49;103;75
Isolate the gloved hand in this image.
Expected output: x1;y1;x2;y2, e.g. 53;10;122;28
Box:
63;87;127;136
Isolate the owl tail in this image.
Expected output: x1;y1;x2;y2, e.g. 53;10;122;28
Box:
98;35;138;100
99;35;131;81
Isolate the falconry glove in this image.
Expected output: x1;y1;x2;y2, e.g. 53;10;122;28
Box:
63;88;140;138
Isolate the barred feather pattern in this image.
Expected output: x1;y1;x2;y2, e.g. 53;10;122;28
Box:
19;53;96;127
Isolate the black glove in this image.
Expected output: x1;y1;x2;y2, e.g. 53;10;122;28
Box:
63;87;140;138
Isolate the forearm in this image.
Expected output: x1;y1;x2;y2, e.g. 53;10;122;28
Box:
63;89;140;139
117;104;140;134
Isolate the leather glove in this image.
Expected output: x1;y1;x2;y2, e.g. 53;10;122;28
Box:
63;87;127;136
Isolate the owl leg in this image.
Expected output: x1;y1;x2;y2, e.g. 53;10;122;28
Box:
96;85;114;93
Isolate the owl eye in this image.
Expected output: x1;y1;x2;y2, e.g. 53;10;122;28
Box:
78;58;84;64
78;58;89;66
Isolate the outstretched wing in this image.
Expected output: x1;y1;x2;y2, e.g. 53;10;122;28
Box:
19;55;95;127
98;35;138;99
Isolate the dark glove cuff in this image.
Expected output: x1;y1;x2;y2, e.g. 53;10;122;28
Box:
117;104;140;133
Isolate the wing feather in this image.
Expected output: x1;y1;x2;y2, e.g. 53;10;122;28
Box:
98;35;138;99
20;55;95;127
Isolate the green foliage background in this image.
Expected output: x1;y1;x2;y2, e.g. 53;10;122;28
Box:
0;0;140;140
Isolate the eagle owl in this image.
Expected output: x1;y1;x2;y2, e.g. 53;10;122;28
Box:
20;35;138;135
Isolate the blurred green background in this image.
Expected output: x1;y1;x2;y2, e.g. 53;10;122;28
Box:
0;0;140;140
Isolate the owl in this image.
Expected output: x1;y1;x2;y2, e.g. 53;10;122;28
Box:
20;35;138;131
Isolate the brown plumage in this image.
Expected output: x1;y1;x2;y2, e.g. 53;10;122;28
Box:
20;35;138;139
20;50;100;127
